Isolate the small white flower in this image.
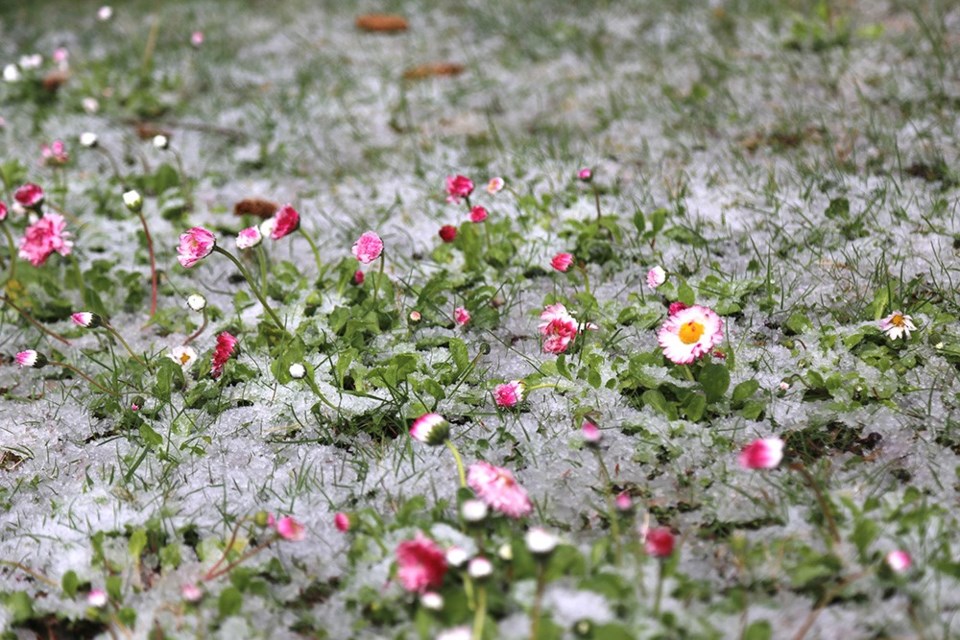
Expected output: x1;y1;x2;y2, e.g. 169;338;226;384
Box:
288;363;306;379
153;134;169;150
19;54;42;70
436;627;471;640
82;97;100;114
497;542;513;561
79;132;98;148
122;190;143;213
445;546;469;568
168;346;198;370
87;588;108;607
467;556;493;580
3;64;21;83
420;591;444;610
879;311;916;341
97;5;113;21
186;294;207;312
524;527;558;556
461;499;488;523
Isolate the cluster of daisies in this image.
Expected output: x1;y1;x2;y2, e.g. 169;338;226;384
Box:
1;183;73;267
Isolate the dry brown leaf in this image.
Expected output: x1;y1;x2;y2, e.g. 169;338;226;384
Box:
356;14;408;33
403;63;465;81
234;198;279;219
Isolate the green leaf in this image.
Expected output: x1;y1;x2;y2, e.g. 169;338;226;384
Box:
128;529;148;560
62;570;79;598
159;543;182;571
683;393;707;421
642;389;677;420
218;586;243;618
556;354;572;380
731;379;760;405
139;424;163;448
824;197;849;220
3;591;34;624
449;338;469;373
677;280;696;306
699;363;730;403
743;620;772;640
106;575;123;601
632;210;645;234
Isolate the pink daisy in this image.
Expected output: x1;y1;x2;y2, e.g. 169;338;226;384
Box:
486;177;504;194
493;380;525;408
538;303;580;354
409;413;450;445
41;140;69;166
211;331;238;379
0;201;7;221
352;231;383;264
454;307;470;326
334;512;351;532
445;175;474;204
269;204;300;240
14;183;45;209
467;461;533;519
439;225;457;243
551;252;573;272
738;437;784;470
177;227;216;268
469;206;488;223
395;533;448;593
18;213;73;266
646;266;666;289
644;527;675;558
657;304;723;365
275;516;306;541
236;226;262;250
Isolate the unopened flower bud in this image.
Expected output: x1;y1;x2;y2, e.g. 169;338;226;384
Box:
79;132;98;148
288;363;306;379
186;293;207;312
152;134;169;150
123;190;143;213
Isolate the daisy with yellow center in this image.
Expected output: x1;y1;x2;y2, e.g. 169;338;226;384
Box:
168;345;198;370
879;311;916;340
657;304;723;365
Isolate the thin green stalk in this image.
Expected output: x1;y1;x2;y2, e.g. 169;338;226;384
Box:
472;584;487;640
298;227;324;282
595;452;623;565
305;375;338;411
103;323;148;368
0;295;71;345
0;223;17;284
213;246;286;331
372;252;385;306
50;360;119;397
530;562;547;640
256;245;270;295
653;560;664;617
445;439;467;488
682;365;695;382
136;211;158;317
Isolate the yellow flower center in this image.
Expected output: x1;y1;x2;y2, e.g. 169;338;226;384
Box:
678;321;704;344
889;313;905;327
179;353;192;365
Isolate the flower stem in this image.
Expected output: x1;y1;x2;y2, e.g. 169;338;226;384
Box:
184;309;207;345
256;245;270;295
0;223;17;284
372;252;385;306
298;227;325;283
103;323;148;368
682;365;695;382
136;210;158;318
653;560;664;617
214;246;286;331
471;584;487;640
595;451;623;565
445;439;467;489
593;185;602;223
50;360;119;397
530;561;547;640
0;295;71;345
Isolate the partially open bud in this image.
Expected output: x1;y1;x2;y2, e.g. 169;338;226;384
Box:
79;132;98;148
467;556;493;580
525;527;558;556
186;293;207;312
122;190;143;213
71;311;103;328
152;134;169;150
15;350;47;368
461;499;488;523
409;413;450;446
288;363;306;379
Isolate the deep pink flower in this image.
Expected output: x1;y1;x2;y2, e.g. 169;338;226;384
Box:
493;380;525;408
18;213;72;266
352;231;383;264
454;307;470;326
353;269;365;285
644;527;675;558
469;206;488;223
445;175;474;203
551;252;573;272
334;512;351;532
539;303;580;354
14;183;45;209
439;225;457;242
0;202;7;221
211;332;238;379
885;550;911;573
467;461;533;519
738;437;784;470
578;167;593;182
269;204;300;240
395;533;448;593
177;227;216;268
668;301;688;316
41;140;69;166
275;516;306;541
